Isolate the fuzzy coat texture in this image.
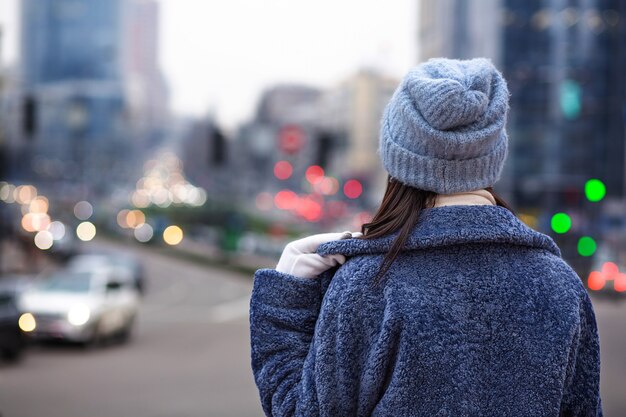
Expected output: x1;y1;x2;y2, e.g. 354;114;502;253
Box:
250;205;602;417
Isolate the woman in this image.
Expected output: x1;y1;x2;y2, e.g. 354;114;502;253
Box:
249;58;602;416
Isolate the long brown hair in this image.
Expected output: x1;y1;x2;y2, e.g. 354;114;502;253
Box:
361;176;514;285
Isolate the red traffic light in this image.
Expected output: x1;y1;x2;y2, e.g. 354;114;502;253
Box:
279;125;305;155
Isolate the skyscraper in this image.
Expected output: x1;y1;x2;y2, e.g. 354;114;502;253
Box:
21;0;123;86
124;0;169;144
418;0;626;210
19;0;134;191
503;1;625;209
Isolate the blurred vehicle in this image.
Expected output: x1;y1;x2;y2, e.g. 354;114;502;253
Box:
19;268;139;346
67;252;146;295
0;276;31;361
587;244;626;299
49;231;79;262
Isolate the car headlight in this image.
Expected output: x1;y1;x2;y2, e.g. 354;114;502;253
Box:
19;313;36;332
67;305;91;326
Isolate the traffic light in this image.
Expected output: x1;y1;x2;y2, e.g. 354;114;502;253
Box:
209;126;226;166
278;125;305;155
23;95;37;138
551;212;572;234
560;80;581;120
584;179;606;202
316;131;333;169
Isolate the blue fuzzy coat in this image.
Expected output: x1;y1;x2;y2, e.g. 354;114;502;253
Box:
250;205;602;416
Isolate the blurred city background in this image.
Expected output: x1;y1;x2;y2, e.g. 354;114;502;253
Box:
0;0;624;416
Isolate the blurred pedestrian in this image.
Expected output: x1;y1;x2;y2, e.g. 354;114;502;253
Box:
250;58;602;416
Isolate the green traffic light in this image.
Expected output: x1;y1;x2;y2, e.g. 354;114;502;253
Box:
560;80;581;120
585;179;606;202
577;236;597;257
551;213;572;234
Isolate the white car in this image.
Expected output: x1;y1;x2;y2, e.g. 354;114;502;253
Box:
68;253;146;295
19;268;139;345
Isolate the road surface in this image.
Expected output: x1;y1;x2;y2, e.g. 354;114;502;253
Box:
0;239;263;417
0;239;625;416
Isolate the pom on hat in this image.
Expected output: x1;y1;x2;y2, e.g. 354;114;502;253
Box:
379;57;510;194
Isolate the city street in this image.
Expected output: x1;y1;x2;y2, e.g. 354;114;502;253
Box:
0;239;263;417
0;239;625;416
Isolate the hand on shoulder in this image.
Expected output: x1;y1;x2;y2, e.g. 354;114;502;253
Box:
275;231;362;278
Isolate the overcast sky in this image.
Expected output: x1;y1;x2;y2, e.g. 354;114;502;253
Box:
0;0;417;127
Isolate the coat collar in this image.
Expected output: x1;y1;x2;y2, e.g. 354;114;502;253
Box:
317;205;560;257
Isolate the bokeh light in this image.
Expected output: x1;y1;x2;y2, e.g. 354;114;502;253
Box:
560;79;582;119
0;183;16;203
163;225;184;245
343;179;363;199
76;222;97;241
48;221;66;240
133;152;207;208
295;196;322;222
31;213;51;231
550;212;571;234
317;177;339;195
588;271;605;291
134;223;154;243
18;313;36;332
74;201;93;220
14;185;37;204
117;209;130;228
601;261;619;279
577;236;597;257
126;210;146;229
274;190;298;210
29;196;49;213
273;161;293;180
305;165;324;185
131;190;151;208
585;179;606;202
34;230;54;250
21;213;36;232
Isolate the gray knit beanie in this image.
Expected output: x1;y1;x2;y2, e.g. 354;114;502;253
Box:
380;57;510;194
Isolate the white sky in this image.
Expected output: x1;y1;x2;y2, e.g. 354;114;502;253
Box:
0;0;418;127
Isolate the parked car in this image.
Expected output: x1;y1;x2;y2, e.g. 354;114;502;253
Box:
19;267;139;346
0;277;29;361
67;252;146;295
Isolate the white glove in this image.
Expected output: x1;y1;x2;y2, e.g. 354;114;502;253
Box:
276;231;362;278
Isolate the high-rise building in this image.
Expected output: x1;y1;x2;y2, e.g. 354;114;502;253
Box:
502;1;626;210
418;0;626;211
21;0;123;86
124;0;169;144
20;0;128;190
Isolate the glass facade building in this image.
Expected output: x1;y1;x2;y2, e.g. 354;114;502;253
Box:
503;0;626;210
19;0;130;190
21;0;123;85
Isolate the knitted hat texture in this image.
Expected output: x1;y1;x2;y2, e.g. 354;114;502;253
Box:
380;57;510;194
